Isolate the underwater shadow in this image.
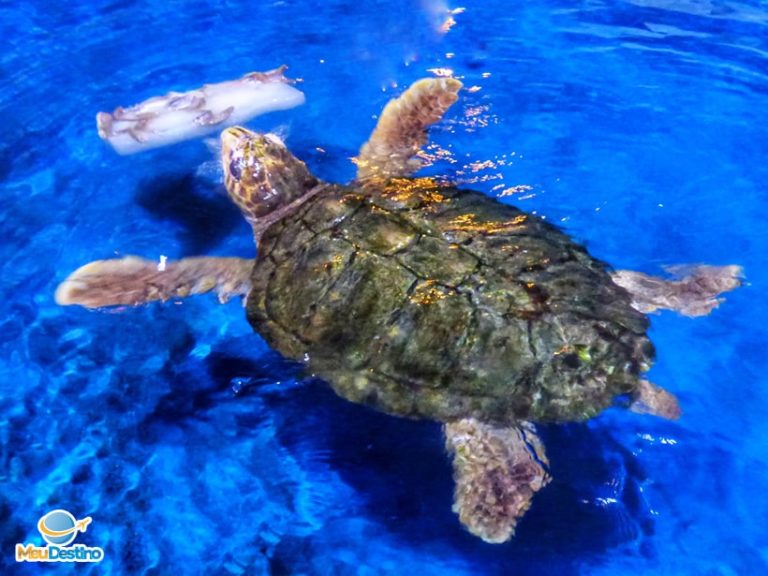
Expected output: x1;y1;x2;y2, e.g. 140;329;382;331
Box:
140;346;299;431
266;382;656;573
134;172;244;254
137;329;657;572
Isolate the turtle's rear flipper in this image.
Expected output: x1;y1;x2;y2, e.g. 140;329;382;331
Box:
629;379;681;420
612;264;743;317
55;256;253;309
356;77;462;181
444;418;550;544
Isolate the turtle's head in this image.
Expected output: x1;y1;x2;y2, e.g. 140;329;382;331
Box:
221;127;318;227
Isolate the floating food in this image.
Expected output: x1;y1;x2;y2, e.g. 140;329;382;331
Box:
59;78;742;543
96;66;305;154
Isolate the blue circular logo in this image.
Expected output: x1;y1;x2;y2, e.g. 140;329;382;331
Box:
38;510;78;546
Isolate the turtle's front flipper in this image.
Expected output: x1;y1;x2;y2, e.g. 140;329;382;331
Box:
612;264;743;317
444;418;550;543
356;77;462;181
55;256;253;309
629;379;681;420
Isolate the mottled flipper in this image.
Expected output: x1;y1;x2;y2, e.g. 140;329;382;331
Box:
356;77;462;181
612;264;742;317
444;418;550;543
55;256;253;309
630;379;681;420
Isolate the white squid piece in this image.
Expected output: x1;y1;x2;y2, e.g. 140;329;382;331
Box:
96;66;305;155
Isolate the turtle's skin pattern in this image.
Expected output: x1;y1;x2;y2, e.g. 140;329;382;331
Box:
247;178;653;425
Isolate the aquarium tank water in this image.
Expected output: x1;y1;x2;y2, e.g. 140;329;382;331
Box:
1;0;766;574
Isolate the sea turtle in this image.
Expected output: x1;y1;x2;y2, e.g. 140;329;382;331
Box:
56;78;741;543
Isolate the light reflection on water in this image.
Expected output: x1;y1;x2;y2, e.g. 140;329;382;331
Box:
1;0;766;574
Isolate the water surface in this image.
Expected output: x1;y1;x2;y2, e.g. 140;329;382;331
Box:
1;1;766;574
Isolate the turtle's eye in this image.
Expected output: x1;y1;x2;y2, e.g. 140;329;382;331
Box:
228;157;243;181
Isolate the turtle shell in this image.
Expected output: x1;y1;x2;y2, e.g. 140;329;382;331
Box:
246;179;653;425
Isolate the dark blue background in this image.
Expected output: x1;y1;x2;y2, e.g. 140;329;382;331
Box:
1;1;766;574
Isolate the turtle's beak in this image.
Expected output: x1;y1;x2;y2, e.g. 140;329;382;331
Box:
220;126;255;159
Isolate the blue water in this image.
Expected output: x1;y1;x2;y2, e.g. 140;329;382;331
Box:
1;0;767;574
